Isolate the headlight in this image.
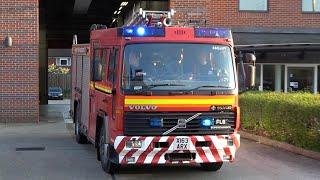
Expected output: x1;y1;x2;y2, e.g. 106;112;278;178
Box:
150;118;163;128
59;93;63;96
200;117;214;128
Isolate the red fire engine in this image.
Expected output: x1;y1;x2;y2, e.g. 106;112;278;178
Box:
71;9;256;174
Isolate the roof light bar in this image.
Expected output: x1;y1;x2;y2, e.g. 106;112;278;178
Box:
120;26;165;37
195;28;232;39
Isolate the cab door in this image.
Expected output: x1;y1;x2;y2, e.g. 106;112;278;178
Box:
88;48;109;140
103;47;119;140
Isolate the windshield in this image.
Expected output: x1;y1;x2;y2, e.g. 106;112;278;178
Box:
49;88;62;93
122;43;236;93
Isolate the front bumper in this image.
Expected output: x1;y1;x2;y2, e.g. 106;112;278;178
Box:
114;134;240;165
48;95;63;100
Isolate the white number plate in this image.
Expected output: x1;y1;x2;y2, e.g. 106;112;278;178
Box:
172;137;191;150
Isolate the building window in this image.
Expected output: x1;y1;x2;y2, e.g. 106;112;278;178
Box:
239;0;268;11
302;0;320;12
56;57;71;66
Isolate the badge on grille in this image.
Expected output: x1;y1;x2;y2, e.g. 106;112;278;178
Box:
177;119;187;128
163;113;202;135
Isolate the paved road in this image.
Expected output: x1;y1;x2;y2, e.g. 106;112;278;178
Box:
48;99;70;105
0;105;319;180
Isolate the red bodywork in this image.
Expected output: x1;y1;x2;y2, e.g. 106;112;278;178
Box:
71;26;240;165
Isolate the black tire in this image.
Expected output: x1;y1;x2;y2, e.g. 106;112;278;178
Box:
99;125;120;174
200;162;223;171
75;106;87;144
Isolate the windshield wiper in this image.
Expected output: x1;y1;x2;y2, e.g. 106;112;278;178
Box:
187;85;231;92
147;83;185;90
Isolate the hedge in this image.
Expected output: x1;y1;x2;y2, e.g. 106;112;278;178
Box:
239;92;320;152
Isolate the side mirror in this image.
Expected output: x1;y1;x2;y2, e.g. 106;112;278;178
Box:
245;53;256;63
93;60;102;81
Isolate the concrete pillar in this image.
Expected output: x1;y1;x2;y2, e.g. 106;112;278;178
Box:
275;64;282;92
314;66;318;95
39;25;48;105
259;64;263;91
284;65;288;93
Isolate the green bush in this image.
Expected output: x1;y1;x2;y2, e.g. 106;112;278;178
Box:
240;92;320;152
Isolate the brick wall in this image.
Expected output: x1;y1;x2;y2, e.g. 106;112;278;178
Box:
169;0;212;26
170;0;320;29
0;0;39;123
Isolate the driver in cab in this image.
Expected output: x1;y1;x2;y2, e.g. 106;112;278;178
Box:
128;50;145;81
193;50;216;80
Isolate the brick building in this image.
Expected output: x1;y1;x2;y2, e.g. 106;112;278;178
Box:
0;0;39;122
0;0;320;122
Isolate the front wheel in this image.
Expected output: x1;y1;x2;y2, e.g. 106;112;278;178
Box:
200;162;223;171
99;125;120;174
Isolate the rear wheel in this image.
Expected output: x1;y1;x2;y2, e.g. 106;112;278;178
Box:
75;106;87;144
99;125;120;174
200;162;223;171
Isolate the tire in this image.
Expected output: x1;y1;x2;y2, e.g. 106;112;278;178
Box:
99;124;120;174
75;106;87;144
200;162;223;171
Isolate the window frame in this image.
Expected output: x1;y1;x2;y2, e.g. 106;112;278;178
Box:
302;0;320;13
100;49;108;82
108;48;119;86
56;57;71;66
238;0;269;12
92;49;103;82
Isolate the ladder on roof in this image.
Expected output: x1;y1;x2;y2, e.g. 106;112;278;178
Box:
124;8;175;27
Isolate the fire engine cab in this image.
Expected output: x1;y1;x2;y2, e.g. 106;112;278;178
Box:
71;9;256;174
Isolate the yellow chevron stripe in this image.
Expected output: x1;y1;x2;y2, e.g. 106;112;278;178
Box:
125;98;235;105
95;85;112;94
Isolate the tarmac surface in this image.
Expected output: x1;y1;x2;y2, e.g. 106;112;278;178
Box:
0;104;319;180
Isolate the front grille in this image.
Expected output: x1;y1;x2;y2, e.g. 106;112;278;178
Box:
124;112;236;136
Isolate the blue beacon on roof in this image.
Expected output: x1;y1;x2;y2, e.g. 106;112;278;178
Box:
122;26;165;37
121;26;231;39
